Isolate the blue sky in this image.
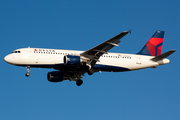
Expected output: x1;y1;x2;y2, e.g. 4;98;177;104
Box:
0;0;179;120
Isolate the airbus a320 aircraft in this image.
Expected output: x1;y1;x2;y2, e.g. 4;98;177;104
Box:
4;30;176;86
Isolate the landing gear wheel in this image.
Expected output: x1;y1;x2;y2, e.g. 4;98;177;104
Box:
26;72;30;77
76;80;83;86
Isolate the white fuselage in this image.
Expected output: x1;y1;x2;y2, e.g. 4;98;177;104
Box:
4;48;170;72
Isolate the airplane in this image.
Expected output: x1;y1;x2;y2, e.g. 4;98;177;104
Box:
4;30;176;86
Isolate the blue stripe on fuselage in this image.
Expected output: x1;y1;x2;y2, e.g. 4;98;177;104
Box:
16;63;130;72
93;64;130;72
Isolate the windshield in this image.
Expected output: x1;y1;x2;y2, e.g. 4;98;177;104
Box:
12;51;21;53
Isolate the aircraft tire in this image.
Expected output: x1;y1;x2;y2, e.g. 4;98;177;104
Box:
88;69;94;75
26;72;30;77
76;80;83;86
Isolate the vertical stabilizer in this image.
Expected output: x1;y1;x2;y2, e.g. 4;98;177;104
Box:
138;31;164;56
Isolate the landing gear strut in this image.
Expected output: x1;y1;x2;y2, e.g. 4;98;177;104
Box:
25;66;30;77
76;80;83;86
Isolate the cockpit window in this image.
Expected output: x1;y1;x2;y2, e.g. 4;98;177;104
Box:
12;51;21;53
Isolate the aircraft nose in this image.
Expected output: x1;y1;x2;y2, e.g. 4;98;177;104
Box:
4;54;13;64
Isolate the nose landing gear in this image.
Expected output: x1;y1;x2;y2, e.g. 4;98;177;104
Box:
25;66;30;77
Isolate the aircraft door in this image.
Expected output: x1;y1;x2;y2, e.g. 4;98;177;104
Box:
136;56;141;64
27;48;38;64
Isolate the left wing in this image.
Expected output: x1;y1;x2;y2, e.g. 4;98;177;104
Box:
80;30;131;66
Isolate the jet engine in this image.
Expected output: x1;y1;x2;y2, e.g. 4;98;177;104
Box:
64;55;87;65
47;71;67;82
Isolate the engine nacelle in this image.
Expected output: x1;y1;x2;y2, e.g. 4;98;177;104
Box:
64;55;86;65
47;71;66;82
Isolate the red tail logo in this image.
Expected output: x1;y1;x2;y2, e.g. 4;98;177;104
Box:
138;31;164;56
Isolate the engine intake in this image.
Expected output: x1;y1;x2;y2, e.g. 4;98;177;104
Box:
64;55;87;65
47;71;66;82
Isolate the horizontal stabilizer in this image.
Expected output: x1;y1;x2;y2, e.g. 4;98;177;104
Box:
151;50;176;62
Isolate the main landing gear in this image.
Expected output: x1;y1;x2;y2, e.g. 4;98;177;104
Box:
76;79;83;86
25;66;30;77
